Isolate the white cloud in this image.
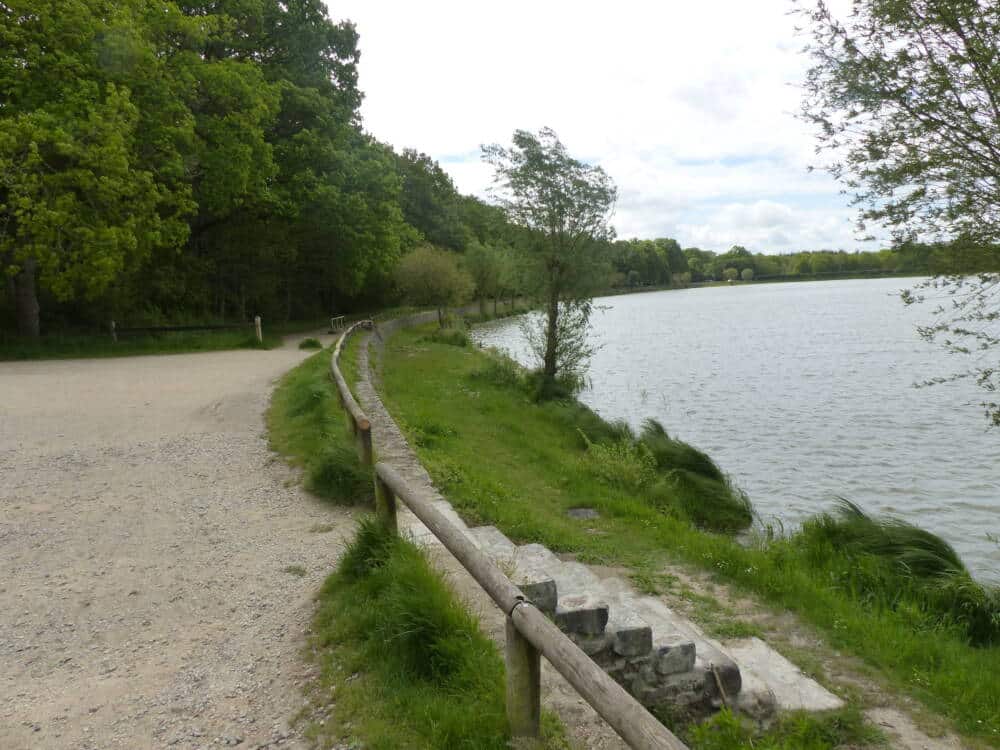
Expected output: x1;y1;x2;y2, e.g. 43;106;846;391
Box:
326;0;878;253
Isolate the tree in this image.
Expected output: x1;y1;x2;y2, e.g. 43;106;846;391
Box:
394;245;473;326
483;128;617;396
465;241;503;314
741;268;755;282
0;1;198;338
722;268;739;282
798;0;1000;424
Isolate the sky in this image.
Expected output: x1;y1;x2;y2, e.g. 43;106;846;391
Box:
325;0;882;255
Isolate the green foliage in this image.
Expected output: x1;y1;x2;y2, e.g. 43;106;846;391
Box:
394;245;474;324
298;337;322;349
796;500;1000;646
580;434;658;490
684;706;883;750
422;327;471;347
639;419;724;482
267;348;372;506
310;518;515;748
483;128;616;391
380;325;1000;742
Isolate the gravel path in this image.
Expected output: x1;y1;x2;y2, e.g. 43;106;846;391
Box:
1;336;357;750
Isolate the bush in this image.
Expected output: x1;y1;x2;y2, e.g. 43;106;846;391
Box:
653;471;754;534
299;337;322;350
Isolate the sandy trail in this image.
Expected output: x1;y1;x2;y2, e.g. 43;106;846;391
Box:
1;336;356;750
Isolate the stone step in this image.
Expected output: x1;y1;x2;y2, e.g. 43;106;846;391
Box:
465;527;557;613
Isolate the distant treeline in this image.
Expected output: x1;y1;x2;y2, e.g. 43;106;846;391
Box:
608;239;1000;288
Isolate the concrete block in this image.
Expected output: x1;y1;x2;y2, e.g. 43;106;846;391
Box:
633;671;709;707
555;594;609;636
517;577;557;614
654;640;696;676
611;619;653;658
569;631;612;657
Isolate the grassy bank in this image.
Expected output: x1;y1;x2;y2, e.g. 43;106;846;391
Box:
268;346;568;748
307;518;568;749
378;323;1000;745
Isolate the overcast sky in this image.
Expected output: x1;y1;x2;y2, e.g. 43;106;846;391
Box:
326;0;880;254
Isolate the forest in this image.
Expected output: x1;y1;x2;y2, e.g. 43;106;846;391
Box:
1;0;993;341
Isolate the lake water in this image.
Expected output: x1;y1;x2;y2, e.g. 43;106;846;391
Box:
473;278;1000;583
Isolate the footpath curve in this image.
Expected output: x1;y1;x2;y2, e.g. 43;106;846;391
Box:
1;333;356;750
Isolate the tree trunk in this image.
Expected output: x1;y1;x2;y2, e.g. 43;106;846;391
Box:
542;292;559;384
14;257;40;340
493;296;498;316
479;296;486;317
437;306;444;327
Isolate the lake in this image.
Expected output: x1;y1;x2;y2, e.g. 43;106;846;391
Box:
473;278;1000;582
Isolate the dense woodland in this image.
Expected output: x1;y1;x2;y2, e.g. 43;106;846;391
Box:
1;1;995;340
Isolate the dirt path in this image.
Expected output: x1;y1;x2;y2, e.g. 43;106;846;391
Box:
1;336;357;750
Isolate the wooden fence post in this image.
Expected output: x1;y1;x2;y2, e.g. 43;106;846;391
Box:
110;320;117;343
357;424;373;468
505;613;541;739
254;315;262;344
374;471;398;533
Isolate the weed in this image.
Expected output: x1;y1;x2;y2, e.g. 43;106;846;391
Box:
284;565;307;577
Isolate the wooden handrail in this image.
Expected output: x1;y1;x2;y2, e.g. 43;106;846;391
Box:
374;462;687;750
329;313;688;750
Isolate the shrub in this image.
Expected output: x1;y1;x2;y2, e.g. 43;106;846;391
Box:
299;337;322;350
656;471;755;533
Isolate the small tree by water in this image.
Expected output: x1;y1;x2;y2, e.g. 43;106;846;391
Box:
395;245;473;326
483;128;616;398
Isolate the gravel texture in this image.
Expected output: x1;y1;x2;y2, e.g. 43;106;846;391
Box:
1;337;356;750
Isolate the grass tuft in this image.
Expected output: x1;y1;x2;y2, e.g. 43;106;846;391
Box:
299;337;323;350
267;348;372;505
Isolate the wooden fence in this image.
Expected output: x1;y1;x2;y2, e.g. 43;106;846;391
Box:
330;317;688;750
110;316;263;344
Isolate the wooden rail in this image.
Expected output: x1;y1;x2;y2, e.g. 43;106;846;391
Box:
331;320;374;466
329;317;688;750
109;316;263;344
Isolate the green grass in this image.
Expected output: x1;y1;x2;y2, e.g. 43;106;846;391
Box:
379;323;1000;746
299;337;323;350
679;706;884;750
0;328;281;360
306;517;569;750
267;347;372;505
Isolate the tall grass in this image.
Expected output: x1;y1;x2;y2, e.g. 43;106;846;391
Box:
309;518;568;749
796;500;1000;646
267;347;372;505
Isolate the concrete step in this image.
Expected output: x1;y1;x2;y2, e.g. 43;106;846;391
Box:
466;527;557;613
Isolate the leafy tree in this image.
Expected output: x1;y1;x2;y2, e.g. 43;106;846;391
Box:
394;245;473;326
798;0;1000;424
722;268;739;282
483;128;616;396
465;241;504;315
0;0;193;338
741;268;755;282
396;149;468;251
